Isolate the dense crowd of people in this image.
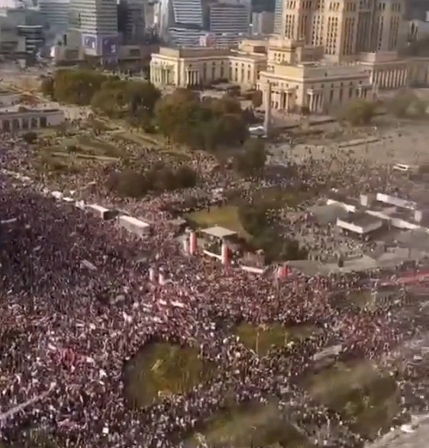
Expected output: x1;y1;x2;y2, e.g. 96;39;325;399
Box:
0;130;427;448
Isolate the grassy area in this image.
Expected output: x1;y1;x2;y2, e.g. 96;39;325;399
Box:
252;186;315;209
347;289;377;310
187;205;251;241
235;323;318;356
302;361;400;440
186;401;315;448
76;135;122;157
124;342;215;409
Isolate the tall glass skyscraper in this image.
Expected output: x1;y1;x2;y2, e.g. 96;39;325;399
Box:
273;0;283;34
158;0;204;45
68;0;118;57
39;0;69;34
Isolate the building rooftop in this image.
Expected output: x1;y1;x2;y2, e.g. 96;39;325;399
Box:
341;212;382;227
201;225;237;239
310;203;349;225
0;105;61;115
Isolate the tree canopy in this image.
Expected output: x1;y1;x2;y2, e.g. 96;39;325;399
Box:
107;163;197;198
238;204;308;262
155;90;249;150
234;139;267;176
44;70;161;125
389;89;427;118
340;99;377;126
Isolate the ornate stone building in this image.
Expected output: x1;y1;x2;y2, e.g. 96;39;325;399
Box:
150;0;429;114
150;45;267;89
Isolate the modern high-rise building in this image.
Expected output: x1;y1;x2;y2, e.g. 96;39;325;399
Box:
118;0;145;44
208;1;249;34
273;0;407;61
156;0;204;46
39;0;69;34
273;0;283;33
68;0;118;57
252;10;274;34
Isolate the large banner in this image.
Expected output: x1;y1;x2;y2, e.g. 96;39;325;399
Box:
101;36;118;56
82;34;97;50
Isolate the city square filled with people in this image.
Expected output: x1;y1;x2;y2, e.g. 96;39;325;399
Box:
2;120;429;448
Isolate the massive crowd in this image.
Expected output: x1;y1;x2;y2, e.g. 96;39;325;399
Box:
0;130;427;448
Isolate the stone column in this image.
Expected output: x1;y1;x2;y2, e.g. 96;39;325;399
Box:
309;94;314;112
186;71;190;86
285;93;289;112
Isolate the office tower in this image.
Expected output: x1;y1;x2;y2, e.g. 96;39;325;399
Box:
273;0;283;34
273;0;407;60
17;23;44;52
208;1;249;34
68;0;118;57
144;0;155;28
39;0;69;34
252;10;274;34
118;0;145;43
157;0;204;46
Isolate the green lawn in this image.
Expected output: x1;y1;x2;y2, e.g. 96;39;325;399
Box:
252;186;314;209
186;401;315;448
235;323;318;356
75;135;122;157
124;342;215;409
187;205;251;241
347;289;374;308
302;361;400;440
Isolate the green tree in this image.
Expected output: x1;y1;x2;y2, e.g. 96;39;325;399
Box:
154;88;249;150
341;99;377;126
91;87;126;117
234;139;267;175
40;76;54;98
126;81;161;117
390;89;427;117
22;131;38;144
251;90;263;108
175;165;197;188
390;89;416;117
53;70;108;105
113;170;148;198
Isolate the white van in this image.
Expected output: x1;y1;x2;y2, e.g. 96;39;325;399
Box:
393;163;412;172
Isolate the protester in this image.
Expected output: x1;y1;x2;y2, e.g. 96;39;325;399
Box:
0;133;425;448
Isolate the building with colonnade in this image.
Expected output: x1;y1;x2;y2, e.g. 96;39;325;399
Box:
150;0;429;114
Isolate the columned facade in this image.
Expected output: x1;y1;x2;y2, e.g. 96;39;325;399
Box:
370;67;409;89
307;89;324;113
0;111;64;133
184;70;200;86
151;65;174;85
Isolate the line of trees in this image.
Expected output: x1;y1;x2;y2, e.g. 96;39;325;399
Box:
107;163;197;198
238;204;308;262
41;70;161;128
41;70;267;175
154;88;249;151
